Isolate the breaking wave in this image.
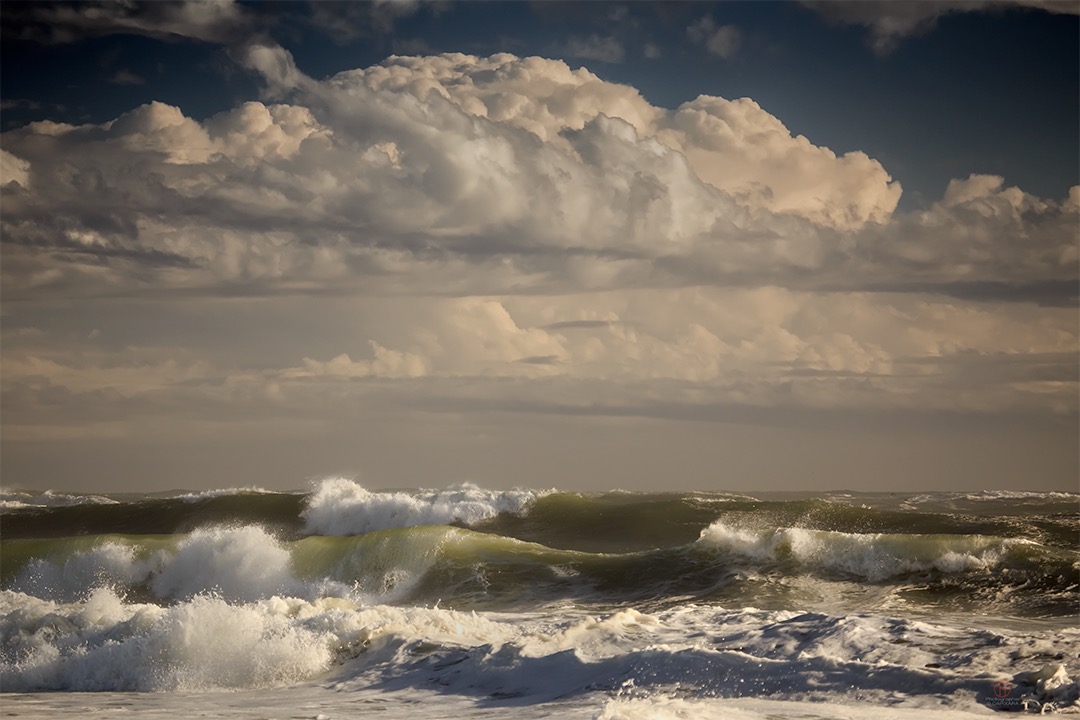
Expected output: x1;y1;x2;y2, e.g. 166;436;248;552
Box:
2;482;1077;713
3;586;1078;713
697;520;1050;581
301;478;547;535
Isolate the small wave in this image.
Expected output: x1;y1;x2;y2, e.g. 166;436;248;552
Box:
175;487;280;503
905;490;1080;505
697;520;1044;581
0;489;119;510
301;478;546;535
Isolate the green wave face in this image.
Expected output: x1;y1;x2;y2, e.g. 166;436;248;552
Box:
3;514;1076;617
3;486;1077;616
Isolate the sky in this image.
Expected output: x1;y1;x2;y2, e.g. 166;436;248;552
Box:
0;0;1077;494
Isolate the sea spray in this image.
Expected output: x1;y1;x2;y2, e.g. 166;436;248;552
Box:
10;528;311;604
148;526;301;602
0;589;336;691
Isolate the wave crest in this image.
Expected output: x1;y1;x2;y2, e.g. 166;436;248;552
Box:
698;521;1038;581
301;478;545;536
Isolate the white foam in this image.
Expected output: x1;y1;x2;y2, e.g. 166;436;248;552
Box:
2;588;1078;714
301;477;545;535
596;697;1008;720
0;690;1019;720
1007;663;1080;711
698;521;1034;581
11;542;149;602
149;526;302;602
0;588;335;692
12;527;310;604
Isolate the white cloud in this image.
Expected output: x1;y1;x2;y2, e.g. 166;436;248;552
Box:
240;43;310;98
284;344;429;380
1;149;30;188
657;95;901;230
853;175;1080;287
2;53;1074;309
1;51;1076;471
321;54;899;230
4;52;1074;308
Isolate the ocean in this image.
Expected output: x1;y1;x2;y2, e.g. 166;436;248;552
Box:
1;479;1077;718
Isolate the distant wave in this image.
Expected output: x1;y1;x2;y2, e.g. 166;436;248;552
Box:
0;489;119;510
300;477;548;535
698;520;1052;581
904;490;1080;505
175;487;281;503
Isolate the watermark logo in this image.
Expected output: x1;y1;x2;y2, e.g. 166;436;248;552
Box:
986;679;1023;709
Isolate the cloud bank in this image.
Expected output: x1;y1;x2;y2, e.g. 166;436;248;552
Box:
1;50;1076;489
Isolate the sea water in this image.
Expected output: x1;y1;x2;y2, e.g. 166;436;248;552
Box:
1;480;1077;718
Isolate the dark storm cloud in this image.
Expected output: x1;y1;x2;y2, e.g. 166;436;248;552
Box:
0;0;260;45
802;0;1080;54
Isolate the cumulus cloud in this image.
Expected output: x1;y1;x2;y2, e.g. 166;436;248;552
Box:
284;344;430;380
3;52;1075;309
1;149;30;188
803;0;1080;54
1;50;1076;465
687;17;741;58
849;175;1079;296
656;95;901;230
318;53;899;230
4;52;1076;304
